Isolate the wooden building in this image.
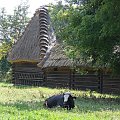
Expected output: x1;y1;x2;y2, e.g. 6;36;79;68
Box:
37;43;89;88
7;7;120;95
7;7;54;85
37;44;120;94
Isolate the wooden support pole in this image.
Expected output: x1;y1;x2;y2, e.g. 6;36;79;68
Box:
98;69;103;94
69;70;72;89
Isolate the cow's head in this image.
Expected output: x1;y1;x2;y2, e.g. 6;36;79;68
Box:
63;92;76;109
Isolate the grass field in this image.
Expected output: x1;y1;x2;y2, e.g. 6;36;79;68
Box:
0;82;119;120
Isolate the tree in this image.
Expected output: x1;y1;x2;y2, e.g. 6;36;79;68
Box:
8;3;29;41
0;2;30;79
95;0;120;74
49;0;120;74
49;1;66;41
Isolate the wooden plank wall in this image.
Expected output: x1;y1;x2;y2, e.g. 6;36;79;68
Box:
12;64;120;94
44;71;70;88
12;63;43;86
72;74;99;91
44;70;99;91
44;72;120;94
13;72;43;86
103;75;120;94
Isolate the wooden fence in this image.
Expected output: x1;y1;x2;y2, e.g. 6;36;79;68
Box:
103;75;120;94
12;71;120;94
44;71;70;88
43;72;120;94
13;72;43;86
12;63;43;86
72;74;99;91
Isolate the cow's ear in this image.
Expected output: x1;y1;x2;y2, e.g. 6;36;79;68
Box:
73;96;76;99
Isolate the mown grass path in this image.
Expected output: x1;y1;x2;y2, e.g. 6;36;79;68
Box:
0;82;120;120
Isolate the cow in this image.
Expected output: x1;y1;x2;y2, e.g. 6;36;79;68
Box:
44;92;76;110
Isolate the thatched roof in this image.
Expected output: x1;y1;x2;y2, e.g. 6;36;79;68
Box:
37;43;112;74
37;44;71;67
8;7;55;63
37;43;90;68
8;11;40;63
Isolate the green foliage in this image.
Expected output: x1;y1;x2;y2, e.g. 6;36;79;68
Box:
49;1;66;41
95;0;120;74
0;2;29;81
49;0;120;74
8;3;29;40
0;56;11;81
0;2;29;42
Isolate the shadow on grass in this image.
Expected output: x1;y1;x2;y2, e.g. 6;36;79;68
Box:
0;82;120;113
0;82;40;89
13;85;38;89
75;96;120;113
0;96;120;113
0;100;44;111
0;82;120;96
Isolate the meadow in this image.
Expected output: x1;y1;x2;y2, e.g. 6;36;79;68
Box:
0;82;119;120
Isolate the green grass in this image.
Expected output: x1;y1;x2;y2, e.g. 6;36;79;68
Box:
0;82;119;120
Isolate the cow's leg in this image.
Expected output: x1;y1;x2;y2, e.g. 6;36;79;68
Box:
43;100;48;107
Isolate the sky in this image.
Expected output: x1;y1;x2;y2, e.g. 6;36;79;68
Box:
0;0;60;17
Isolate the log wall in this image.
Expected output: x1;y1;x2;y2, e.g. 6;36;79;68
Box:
72;74;99;91
12;65;120;94
103;75;120;94
12;63;43;86
44;71;70;88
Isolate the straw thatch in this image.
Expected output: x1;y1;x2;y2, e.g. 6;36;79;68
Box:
38;43;90;68
7;11;40;63
7;7;53;63
38;43;113;73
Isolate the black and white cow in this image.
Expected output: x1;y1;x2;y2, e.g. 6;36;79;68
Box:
44;92;76;110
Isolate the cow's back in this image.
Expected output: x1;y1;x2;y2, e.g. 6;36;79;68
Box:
45;94;63;108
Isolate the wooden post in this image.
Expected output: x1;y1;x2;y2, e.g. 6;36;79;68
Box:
98;69;103;94
43;69;46;86
12;64;15;84
69;70;72;89
72;69;75;90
